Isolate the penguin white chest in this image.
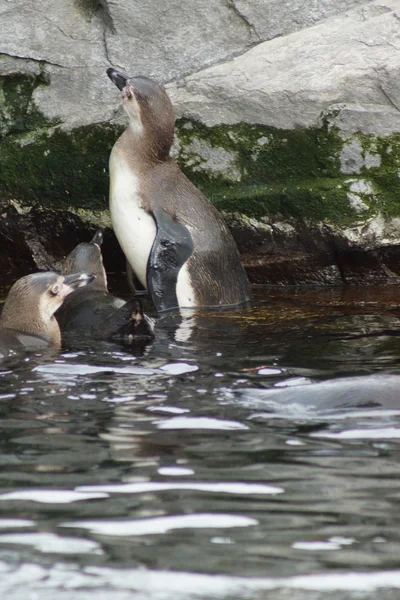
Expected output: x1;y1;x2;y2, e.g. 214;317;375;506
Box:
109;157;156;289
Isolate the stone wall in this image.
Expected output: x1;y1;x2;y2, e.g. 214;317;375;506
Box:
1;0;400;284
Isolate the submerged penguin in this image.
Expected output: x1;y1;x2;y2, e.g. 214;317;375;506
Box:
0;271;93;355
107;67;253;313
56;231;155;341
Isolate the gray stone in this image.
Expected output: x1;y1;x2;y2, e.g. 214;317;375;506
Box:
340;139;364;175
104;0;257;82
324;103;400;137
231;0;371;41
347;193;370;213
364;150;381;169
339;138;383;175
0;0;384;131
167;0;400;134
180;138;242;181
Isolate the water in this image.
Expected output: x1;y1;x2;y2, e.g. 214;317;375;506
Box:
1;285;400;599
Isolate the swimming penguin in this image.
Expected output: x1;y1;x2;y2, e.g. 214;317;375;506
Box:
0;271;93;355
106;67;253;313
56;230;155;341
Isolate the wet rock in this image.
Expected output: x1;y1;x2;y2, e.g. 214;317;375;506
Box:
0;204;125;288
228;214;400;285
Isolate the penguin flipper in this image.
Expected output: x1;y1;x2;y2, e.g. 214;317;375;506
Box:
147;207;194;312
110;299;155;340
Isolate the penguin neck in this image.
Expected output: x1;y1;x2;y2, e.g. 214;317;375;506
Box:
0;310;61;347
118;122;171;169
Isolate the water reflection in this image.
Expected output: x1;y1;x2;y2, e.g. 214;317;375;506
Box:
1;287;400;597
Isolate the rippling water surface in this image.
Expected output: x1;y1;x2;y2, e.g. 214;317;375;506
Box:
2;285;400;599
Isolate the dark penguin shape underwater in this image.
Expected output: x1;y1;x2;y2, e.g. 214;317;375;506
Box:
0;271;93;356
107;67;253;313
56;231;155;341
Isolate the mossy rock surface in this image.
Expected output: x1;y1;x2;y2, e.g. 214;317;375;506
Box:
1;78;400;227
1;78;400;286
0;123;122;211
175;119;400;226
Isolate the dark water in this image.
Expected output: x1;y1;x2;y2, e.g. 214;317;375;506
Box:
2;286;400;599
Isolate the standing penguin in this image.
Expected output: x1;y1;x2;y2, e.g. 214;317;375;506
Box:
0;271;93;355
107;68;252;313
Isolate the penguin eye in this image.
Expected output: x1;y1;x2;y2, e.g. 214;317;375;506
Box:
50;284;59;296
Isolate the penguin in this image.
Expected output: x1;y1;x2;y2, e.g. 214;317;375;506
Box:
106;68;253;313
0;271;93;355
56;230;155;341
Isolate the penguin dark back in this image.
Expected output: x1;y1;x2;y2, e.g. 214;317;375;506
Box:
56;231;155;342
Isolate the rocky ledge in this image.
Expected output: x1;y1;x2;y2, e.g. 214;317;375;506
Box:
1;0;400;285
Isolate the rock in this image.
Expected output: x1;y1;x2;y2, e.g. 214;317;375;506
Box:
227;214;400;285
167;0;400;132
0;0;374;130
1;0;400;286
229;0;372;41
326;103;400;138
0;203;126;287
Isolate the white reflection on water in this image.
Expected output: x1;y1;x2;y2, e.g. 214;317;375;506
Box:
157;466;195;475
159;363;198;375
0;490;108;503
34;362;197;378
63;513;258;536
0;532;102;555
0;519;35;528
76;481;283;495
258;368;282;375
3;563;400;597
33;364;159;377
147;405;190;414
292;536;355;551
311;427;400;440
155;416;249;430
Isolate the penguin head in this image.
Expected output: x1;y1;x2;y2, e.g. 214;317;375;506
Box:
107;68;175;161
62;233;107;291
0;272;94;330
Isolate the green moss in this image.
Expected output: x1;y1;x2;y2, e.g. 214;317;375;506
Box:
174;119;400;224
0;69;56;138
0;66;122;211
176;119;343;188
353;132;400;218
175;120;375;224
0;123;123;210
208;178;377;224
1;101;399;227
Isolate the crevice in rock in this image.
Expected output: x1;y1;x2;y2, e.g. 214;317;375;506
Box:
165;44;261;86
163;0;266;84
225;0;261;42
378;83;400;113
0;52;66;70
103;28;113;66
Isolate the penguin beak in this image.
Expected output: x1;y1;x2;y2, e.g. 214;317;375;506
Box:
91;229;104;247
62;272;95;295
107;68;129;91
